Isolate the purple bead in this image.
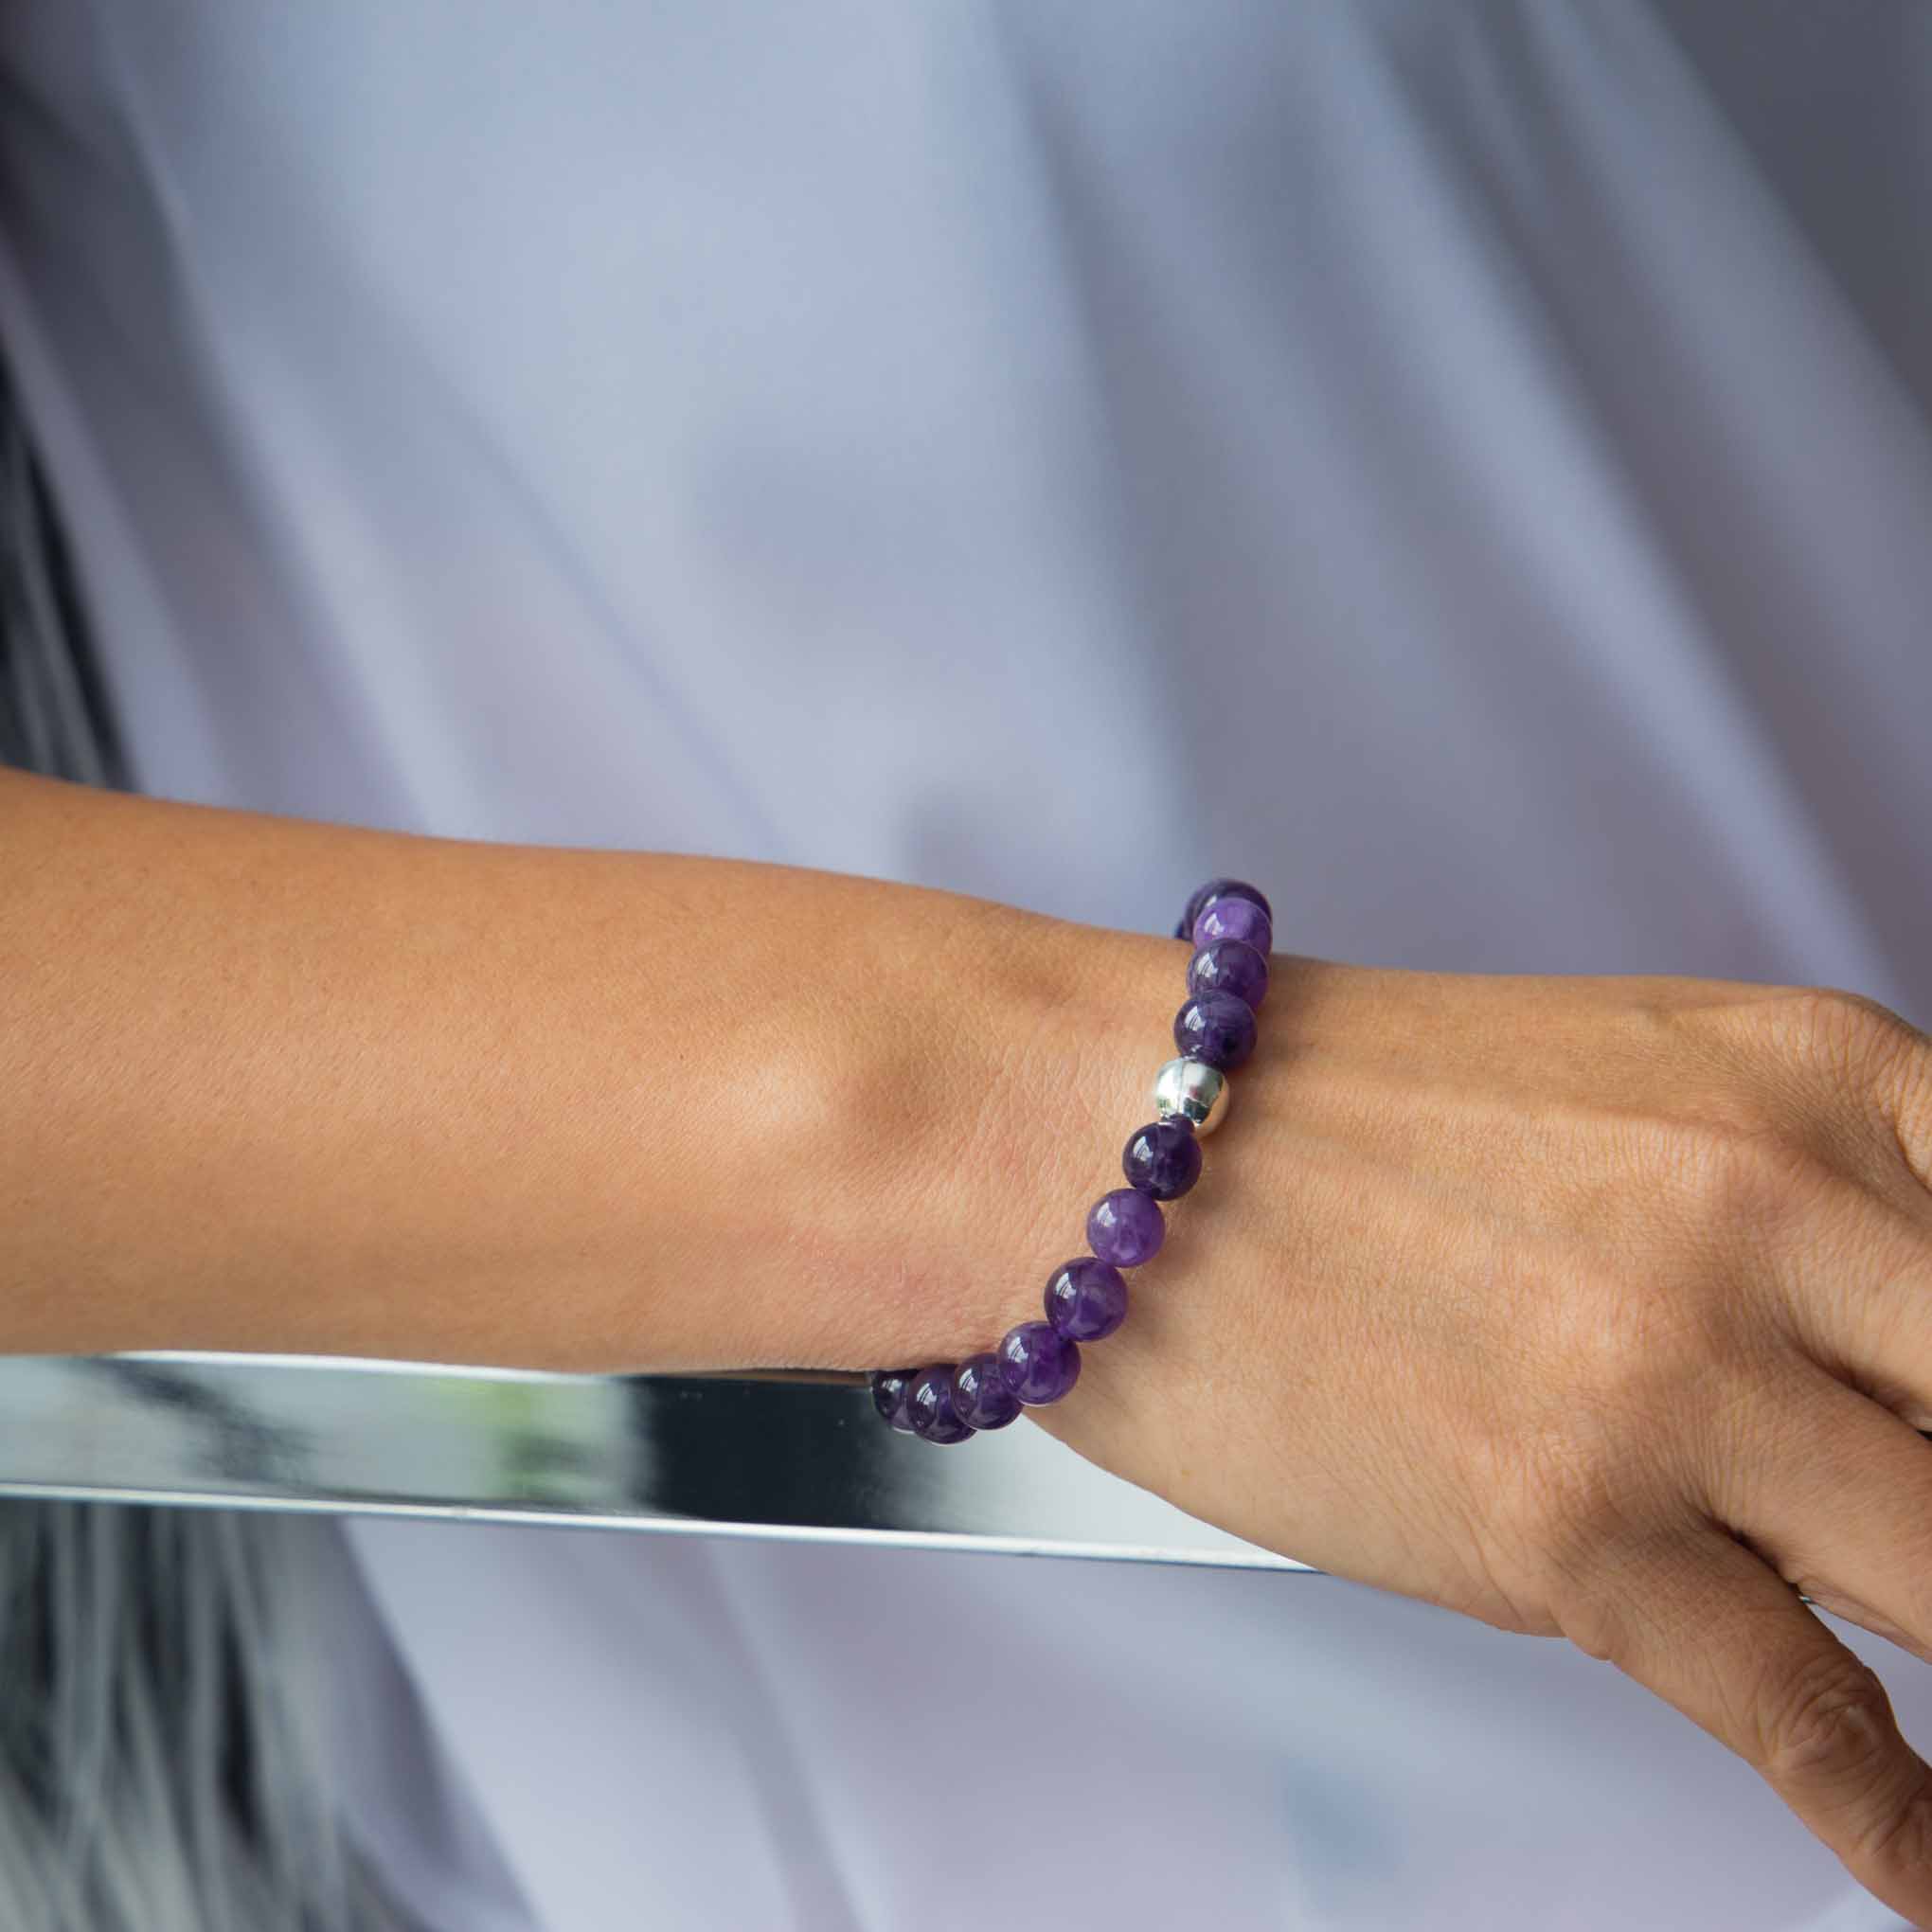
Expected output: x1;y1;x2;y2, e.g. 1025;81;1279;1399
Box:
1192;897;1272;956
1085;1187;1166;1267
1175;877;1273;941
868;1368;919;1433
953;1352;1023;1430
1122;1118;1202;1200
1187;938;1268;1011
996;1320;1082;1406
1173;992;1258;1070
907;1364;975;1443
1045;1258;1129;1342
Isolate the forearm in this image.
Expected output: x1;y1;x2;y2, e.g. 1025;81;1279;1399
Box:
0;770;1177;1372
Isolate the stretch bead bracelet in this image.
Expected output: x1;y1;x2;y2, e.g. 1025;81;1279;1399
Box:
867;876;1272;1444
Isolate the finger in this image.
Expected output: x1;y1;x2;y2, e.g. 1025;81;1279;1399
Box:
1770;999;1932;1421
1895;1023;1932;1201
1755;1160;1932;1432
1699;1363;1932;1671
1562;1523;1932;1923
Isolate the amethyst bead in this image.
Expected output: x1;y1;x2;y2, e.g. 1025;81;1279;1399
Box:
1175;877;1274;941
1122;1118;1203;1199
907;1365;975;1443
953;1352;1023;1431
1191;896;1272;956
1045;1258;1130;1342
1086;1187;1166;1267
996;1320;1082;1405
1187;937;1268;1011
868;1368;919;1433
1173;991;1258;1070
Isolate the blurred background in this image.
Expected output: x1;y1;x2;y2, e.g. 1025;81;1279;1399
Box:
2;4;1930;1927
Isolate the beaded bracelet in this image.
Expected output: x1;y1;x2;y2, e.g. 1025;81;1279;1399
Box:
867;876;1273;1444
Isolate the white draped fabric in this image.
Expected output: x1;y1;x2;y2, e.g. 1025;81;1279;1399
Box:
3;3;1930;1923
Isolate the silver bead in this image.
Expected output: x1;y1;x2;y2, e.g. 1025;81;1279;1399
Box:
1152;1056;1228;1135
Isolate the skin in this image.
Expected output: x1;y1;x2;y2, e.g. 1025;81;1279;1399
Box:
7;767;1932;1919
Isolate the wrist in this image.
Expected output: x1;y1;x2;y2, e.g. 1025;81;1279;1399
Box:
857;874;1300;1445
766;900;1188;1376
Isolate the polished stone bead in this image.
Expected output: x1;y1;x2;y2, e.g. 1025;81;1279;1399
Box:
1153;1055;1228;1134
1085;1187;1166;1267
996;1319;1082;1405
1187;937;1268;1011
1122;1117;1203;1199
952;1352;1023;1431
1173;992;1258;1070
1045;1258;1130;1342
1191;896;1272;956
907;1364;975;1443
1175;877;1273;940
868;1368;919;1433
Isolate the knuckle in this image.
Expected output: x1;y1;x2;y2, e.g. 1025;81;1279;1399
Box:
1762;987;1925;1084
1732;986;1932;1201
1892;1034;1932;1198
1491;1410;1691;1630
1476;1280;1746;1584
1547;1580;1624;1667
1759;1646;1898;1792
1538;1530;1698;1670
1855;1781;1932;1887
1652;1114;1834;1248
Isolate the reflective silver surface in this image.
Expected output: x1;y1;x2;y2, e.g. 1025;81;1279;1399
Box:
0;1353;1309;1570
1154;1055;1229;1133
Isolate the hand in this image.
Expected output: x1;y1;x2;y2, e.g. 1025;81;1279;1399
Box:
1023;955;1932;1923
